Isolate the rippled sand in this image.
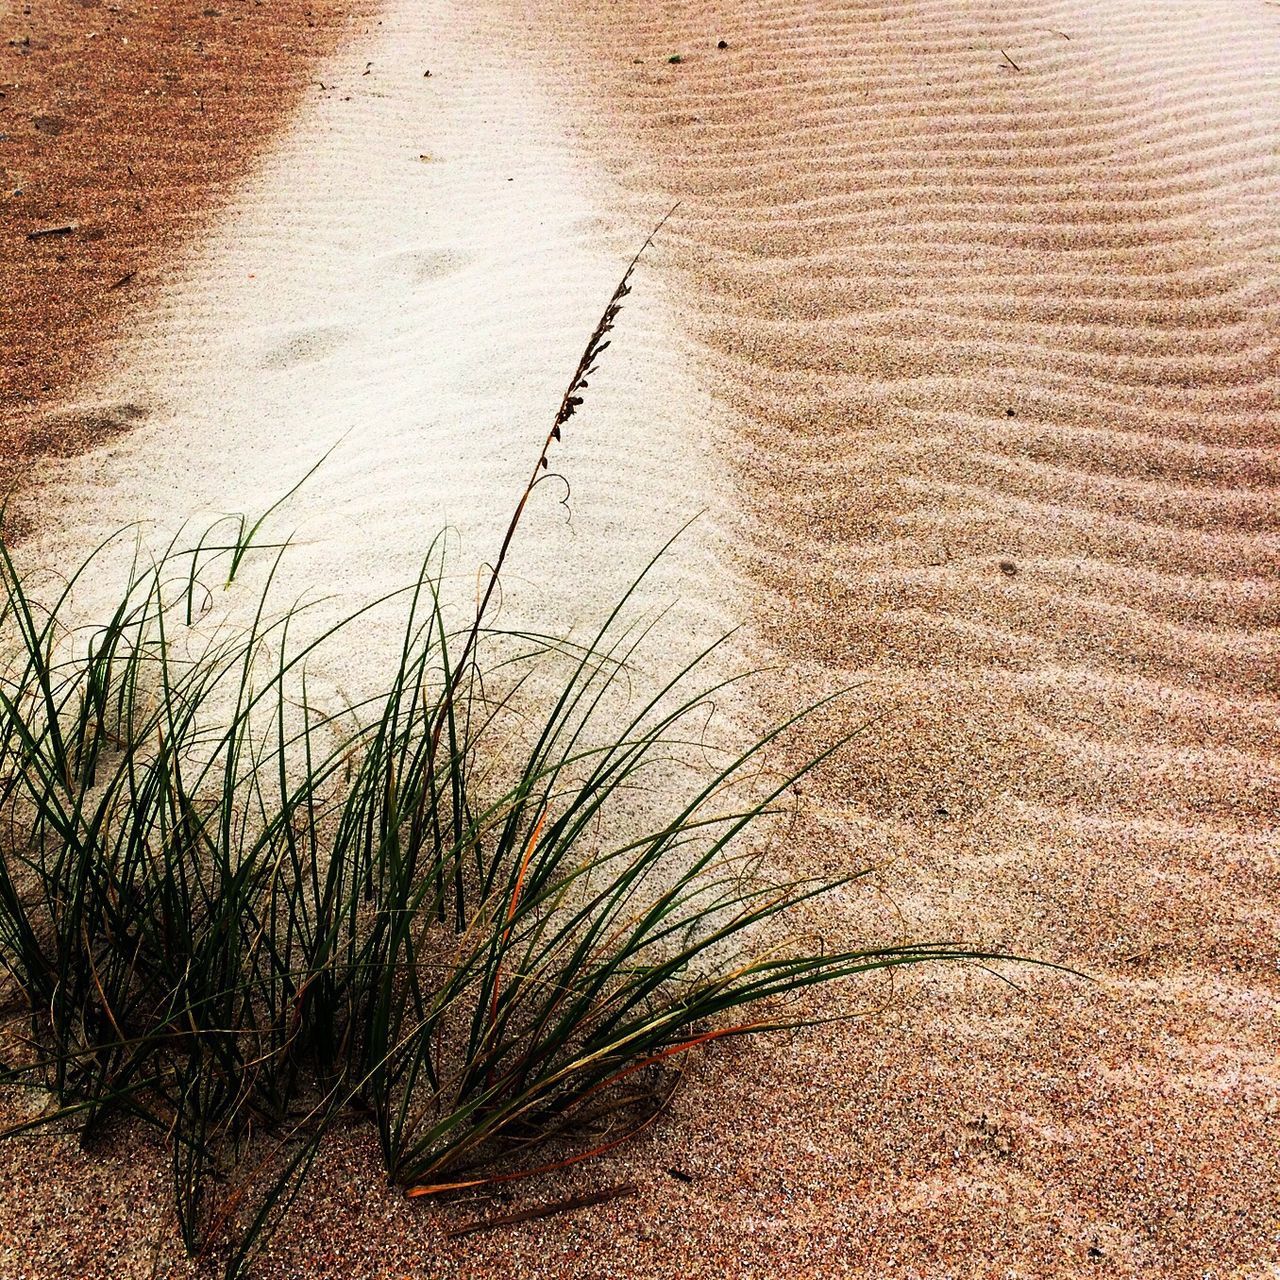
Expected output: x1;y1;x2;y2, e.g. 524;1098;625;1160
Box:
2;0;1276;1276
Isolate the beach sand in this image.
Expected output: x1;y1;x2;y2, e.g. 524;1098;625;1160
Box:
0;0;356;530
1;0;1277;1276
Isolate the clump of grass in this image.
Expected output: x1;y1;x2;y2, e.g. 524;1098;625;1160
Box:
0;224;1017;1275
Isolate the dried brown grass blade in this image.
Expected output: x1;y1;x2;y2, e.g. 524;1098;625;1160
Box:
444;1180;637;1240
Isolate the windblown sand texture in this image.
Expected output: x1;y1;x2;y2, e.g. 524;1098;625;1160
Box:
2;0;1278;1277
481;0;1280;1274
0;0;354;519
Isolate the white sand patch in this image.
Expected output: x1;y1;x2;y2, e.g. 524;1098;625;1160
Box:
23;0;740;709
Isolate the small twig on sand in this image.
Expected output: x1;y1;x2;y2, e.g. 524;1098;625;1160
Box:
445;1182;637;1239
999;49;1023;72
26;225;74;240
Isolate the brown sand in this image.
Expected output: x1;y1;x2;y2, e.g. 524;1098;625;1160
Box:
2;1;1278;1277
0;0;355;520
466;2;1280;1276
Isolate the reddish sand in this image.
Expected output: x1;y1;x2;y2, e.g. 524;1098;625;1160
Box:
481;3;1280;1276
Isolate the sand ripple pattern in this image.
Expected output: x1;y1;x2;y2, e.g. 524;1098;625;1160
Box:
474;0;1280;1275
3;1;1277;1276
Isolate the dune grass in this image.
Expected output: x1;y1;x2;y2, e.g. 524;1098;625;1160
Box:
0;227;1016;1275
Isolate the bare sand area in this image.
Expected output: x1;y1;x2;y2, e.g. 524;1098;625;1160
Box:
1;1;1278;1278
0;0;355;523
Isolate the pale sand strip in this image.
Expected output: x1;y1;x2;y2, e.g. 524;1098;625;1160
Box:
14;4;735;687
0;2;740;1276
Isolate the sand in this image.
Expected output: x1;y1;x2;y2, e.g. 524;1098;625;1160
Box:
0;0;355;530
1;0;1277;1276
8;0;734;692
